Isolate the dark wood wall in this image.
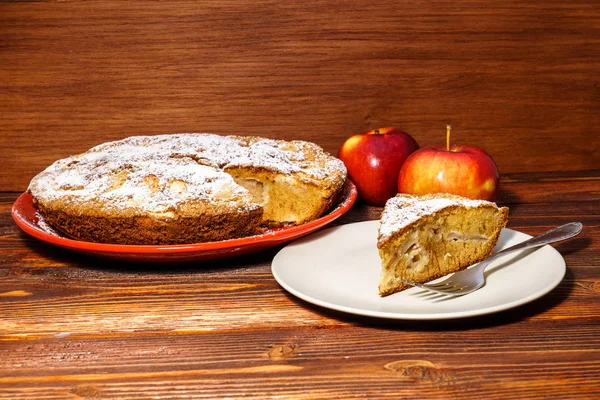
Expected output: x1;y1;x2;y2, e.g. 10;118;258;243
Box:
1;0;599;192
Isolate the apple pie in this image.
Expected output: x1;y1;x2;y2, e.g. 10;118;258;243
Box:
28;133;347;244
377;193;509;296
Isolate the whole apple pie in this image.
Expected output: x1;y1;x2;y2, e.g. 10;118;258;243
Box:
28;133;347;244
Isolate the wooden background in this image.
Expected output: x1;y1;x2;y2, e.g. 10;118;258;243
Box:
1;0;599;192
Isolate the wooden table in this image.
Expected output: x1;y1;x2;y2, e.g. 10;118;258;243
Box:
1;170;598;399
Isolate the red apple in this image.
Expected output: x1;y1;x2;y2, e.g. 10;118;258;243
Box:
398;126;499;201
338;127;419;206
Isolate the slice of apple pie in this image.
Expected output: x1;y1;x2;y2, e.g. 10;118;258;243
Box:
377;193;509;296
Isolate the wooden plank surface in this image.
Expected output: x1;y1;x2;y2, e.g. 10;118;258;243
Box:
1;0;599;191
0;172;599;398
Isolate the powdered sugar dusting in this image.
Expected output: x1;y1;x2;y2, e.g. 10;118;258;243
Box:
28;133;346;215
378;194;495;244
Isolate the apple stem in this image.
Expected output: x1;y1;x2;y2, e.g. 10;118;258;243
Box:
374;128;381;135
446;125;452;151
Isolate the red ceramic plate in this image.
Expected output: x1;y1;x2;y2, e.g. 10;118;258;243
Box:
12;180;357;262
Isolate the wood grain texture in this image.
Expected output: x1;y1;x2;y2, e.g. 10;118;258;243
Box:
1;171;599;398
1;0;599;191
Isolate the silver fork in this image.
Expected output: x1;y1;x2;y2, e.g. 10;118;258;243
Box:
399;222;583;297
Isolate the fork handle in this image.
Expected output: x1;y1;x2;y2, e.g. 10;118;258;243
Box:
494;222;583;257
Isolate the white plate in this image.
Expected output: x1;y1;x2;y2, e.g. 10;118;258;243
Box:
272;221;566;320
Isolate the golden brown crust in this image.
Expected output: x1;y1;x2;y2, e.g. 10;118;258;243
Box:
35;201;264;245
